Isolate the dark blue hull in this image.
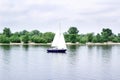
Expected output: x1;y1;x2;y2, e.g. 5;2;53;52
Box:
47;49;66;53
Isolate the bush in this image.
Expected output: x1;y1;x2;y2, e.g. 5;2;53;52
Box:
112;37;119;42
69;34;77;43
31;35;47;43
0;35;10;43
43;32;54;43
10;35;21;43
21;34;29;43
92;36;97;43
79;36;88;44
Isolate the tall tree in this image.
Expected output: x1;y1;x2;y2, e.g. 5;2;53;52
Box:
86;33;94;42
68;27;79;34
69;34;77;43
21;33;29;43
67;27;79;43
30;30;41;36
3;27;11;37
101;28;113;42
20;30;28;35
96;33;102;42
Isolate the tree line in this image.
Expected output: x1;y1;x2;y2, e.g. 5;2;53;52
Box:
64;27;120;43
0;27;120;43
0;28;54;43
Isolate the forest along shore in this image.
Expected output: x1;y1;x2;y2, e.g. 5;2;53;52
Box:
0;27;120;44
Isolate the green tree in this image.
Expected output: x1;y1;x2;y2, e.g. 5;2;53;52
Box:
87;33;94;42
69;34;77;43
31;35;40;43
118;33;120;37
13;32;21;37
92;36;97;43
29;30;42;41
3;27;11;37
21;33;29;43
112;37;119;42
64;34;70;42
32;30;40;35
118;33;120;42
31;35;47;43
101;28;113;42
43;32;55;43
29;30;41;36
10;35;21;43
68;27;79;34
96;34;102;42
0;35;10;43
67;27;79;43
20;30;28;36
79;35;88;44
76;34;81;42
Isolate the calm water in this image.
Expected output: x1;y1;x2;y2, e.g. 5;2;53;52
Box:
0;45;120;80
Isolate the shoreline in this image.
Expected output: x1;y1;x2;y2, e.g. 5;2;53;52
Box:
0;43;51;46
86;42;120;46
0;42;120;46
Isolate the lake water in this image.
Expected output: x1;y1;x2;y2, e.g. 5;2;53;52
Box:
0;45;120;80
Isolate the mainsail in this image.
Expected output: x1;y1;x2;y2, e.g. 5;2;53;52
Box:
51;33;67;49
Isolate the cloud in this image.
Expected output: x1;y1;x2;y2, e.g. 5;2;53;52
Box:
0;0;120;34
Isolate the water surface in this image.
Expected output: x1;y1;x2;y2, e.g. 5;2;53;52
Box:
0;45;120;80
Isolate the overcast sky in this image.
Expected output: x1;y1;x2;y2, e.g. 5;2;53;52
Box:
0;0;120;34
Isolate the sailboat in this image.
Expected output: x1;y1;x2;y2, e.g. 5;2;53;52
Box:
47;32;67;53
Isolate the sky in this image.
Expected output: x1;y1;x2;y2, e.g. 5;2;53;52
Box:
0;0;120;34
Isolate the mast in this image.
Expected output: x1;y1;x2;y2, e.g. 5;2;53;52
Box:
51;23;67;49
58;23;67;49
59;22;61;34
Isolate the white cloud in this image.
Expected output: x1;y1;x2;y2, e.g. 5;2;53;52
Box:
0;0;120;33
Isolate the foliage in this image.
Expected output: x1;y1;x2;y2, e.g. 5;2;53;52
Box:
10;35;21;43
96;34;102;42
21;33;29;43
0;27;120;44
69;34;77;43
112;37;119;42
118;33;120;42
64;33;78;43
92;36;98;43
68;27;79;34
79;35;88;44
86;33;94;42
65;27;79;43
20;30;28;36
101;28;113;42
0;35;10;43
30;35;47;43
3;27;11;37
29;30;41;36
42;32;55;43
64;34;71;42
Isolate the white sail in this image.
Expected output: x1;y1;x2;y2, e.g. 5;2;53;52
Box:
51;33;67;49
51;33;59;47
57;33;67;49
